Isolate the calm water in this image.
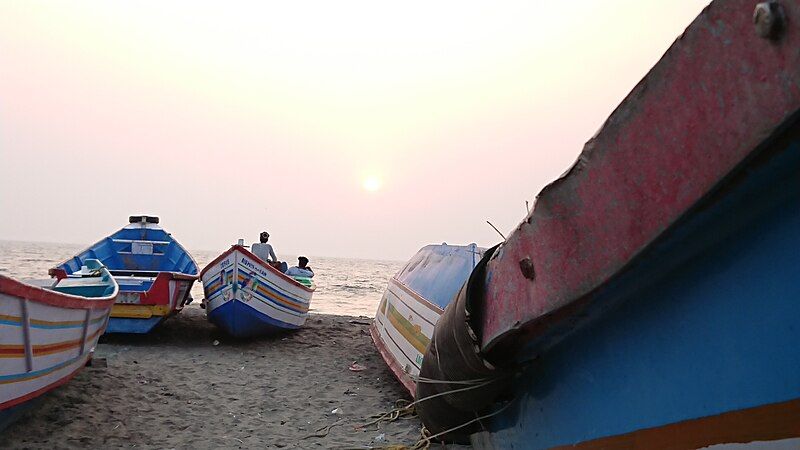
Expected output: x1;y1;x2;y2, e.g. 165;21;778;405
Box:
0;240;404;317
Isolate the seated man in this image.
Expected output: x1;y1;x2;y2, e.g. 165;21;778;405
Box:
286;256;314;278
251;231;277;263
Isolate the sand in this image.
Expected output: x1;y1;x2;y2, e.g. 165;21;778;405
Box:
0;307;454;449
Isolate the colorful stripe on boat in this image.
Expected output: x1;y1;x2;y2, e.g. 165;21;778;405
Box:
110;303;172;319
236;272;309;314
0;353;88;385
0;327;104;358
386;302;430;354
0;313;105;330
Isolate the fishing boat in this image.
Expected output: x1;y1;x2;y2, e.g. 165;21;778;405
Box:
200;244;315;338
414;1;800;448
50;216;199;334
0;260;118;428
370;244;483;396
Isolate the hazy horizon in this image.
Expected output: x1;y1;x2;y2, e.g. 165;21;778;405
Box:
0;1;710;260
0;237;407;263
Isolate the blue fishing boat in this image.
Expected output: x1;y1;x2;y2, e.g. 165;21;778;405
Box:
51;216;199;334
1;260;118;429
414;1;800;448
200;245;315;338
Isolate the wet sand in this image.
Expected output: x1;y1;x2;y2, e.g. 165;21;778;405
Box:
0;307;445;449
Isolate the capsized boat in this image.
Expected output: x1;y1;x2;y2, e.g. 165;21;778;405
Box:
370;244;484;396
1;260;117;428
200;244;315;338
414;1;800;447
50;216;199;334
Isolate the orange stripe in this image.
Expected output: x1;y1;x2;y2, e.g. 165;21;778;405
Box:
554;397;800;450
254;284;308;312
0;327;104;358
237;275;309;313
391;278;444;314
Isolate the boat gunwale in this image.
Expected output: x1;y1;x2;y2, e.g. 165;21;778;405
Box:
49;222;200;279
0;270;118;310
200;245;315;293
388;277;444;315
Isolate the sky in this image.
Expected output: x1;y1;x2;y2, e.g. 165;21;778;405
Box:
0;0;709;261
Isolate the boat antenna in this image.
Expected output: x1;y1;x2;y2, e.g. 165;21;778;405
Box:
486;220;506;241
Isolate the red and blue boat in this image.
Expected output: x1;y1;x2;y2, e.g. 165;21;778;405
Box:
50;216;199;334
1;259;118;429
413;1;800;448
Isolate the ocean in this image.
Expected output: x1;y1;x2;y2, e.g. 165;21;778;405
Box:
0;240;404;317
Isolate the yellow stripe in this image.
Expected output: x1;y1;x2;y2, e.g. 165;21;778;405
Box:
0;314;88;327
386;302;430;354
110;304;171;319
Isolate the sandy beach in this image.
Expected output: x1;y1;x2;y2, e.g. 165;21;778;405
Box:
0;307;445;449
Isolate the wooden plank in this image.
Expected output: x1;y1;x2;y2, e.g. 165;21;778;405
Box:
20;298;33;372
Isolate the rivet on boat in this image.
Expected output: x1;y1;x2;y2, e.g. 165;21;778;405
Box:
519;257;535;280
754;1;785;40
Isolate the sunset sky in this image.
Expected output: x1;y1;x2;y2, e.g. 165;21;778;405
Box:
0;1;709;260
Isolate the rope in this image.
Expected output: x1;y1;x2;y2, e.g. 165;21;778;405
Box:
301;418;346;439
410;399;515;449
351;372;516;447
356;399;416;431
412;375;492;385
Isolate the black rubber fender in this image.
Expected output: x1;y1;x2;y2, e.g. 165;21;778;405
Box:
415;245;507;443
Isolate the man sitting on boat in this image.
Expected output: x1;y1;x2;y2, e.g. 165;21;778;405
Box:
252;231;288;272
252;231;277;262
286;256;314;278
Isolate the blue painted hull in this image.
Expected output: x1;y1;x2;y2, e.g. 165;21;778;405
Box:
208;299;299;338
105;316;165;334
479;101;800;449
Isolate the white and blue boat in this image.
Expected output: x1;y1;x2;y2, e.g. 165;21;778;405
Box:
1;260;118;429
200;244;315;338
370;243;484;396
50;216;199;334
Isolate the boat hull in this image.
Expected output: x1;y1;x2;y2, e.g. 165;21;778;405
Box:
371;244;483;397
105;274;196;334
409;0;800;445
481;143;800;448
201;245;314;338
371;278;442;396
0;262;117;427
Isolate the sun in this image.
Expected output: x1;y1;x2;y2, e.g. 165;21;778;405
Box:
362;175;382;192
